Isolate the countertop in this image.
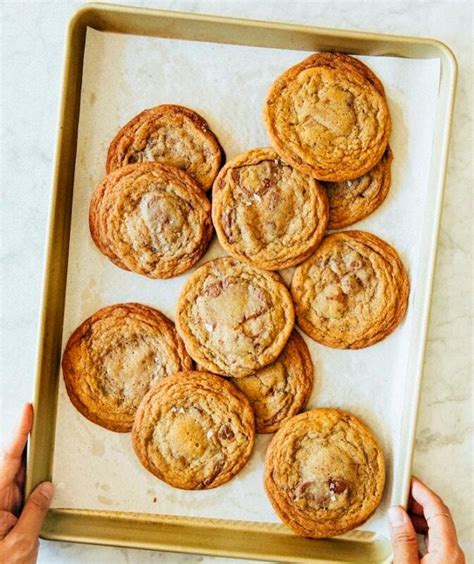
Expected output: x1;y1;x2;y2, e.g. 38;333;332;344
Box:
1;1;472;562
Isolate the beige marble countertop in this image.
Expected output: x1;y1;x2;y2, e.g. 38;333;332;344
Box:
1;1;472;562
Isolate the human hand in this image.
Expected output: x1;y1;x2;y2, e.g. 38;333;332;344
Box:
388;476;465;563
0;403;53;564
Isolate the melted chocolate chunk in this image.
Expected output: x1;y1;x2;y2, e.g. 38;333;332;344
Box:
201;460;225;488
218;424;235;441
262;178;272;190
328;478;348;494
204;281;223;298
221;211;233;238
293;480;314;499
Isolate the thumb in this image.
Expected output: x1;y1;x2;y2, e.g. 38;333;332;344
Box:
388;505;419;564
14;482;53;538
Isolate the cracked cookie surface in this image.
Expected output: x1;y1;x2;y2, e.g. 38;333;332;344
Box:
62;303;193;432
291;231;409;349
264;408;385;538
212;148;328;270
106;104;223;190
89;162;213;279
230;330;314;433
176;257;295;377
324;146;393;229
264;52;391;182
132;371;255;489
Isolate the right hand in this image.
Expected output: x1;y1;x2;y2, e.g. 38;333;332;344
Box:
388;476;465;563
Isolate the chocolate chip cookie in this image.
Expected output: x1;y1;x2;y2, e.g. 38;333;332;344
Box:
132;371;255;489
291;231;409;349
176;257;295;378
212;148;328;270
89;162;213;279
230;330;314;433
324;146;393;229
264;52;391;182
62;303;193;432
264;408;385;538
106;104;223;190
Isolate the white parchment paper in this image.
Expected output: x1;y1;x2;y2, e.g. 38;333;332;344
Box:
51;28;440;537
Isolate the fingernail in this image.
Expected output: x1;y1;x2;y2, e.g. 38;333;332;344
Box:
39;482;54;500
388;506;405;527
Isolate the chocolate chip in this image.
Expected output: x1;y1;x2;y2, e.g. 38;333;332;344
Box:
201;460;224;487
231;169;241;185
204;281;223;298
328;478;348;494
218;424;235;441
293;482;331;508
221;212;233;238
293;481;313;499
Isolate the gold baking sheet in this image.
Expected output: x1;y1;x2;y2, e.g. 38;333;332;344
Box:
27;3;457;562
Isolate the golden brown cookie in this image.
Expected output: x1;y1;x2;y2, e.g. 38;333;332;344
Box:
264;52;391;182
62;303;193;432
264;408;385;538
324;146;393;229
230;330;314;433
106;104;223;190
89;163;213;279
132;371;255;489
176;257;295;378
291;231;409;349
212;148;328;270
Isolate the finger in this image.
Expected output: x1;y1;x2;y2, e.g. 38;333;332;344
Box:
0;404;33;485
388;505;419;564
0;510;18;539
411;476;459;547
13;482;53;539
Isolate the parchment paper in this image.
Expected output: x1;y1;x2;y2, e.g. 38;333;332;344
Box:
51;28;440;537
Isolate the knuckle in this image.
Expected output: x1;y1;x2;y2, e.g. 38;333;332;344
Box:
436;499;450;513
434;496;450;513
0;514;17;538
0;511;16;526
392;529;417;545
2;447;18;463
453;547;466;563
28;494;48;511
3;532;30;553
0;451;11;469
11;531;28;546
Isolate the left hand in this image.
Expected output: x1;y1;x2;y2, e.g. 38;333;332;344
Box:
0;403;53;564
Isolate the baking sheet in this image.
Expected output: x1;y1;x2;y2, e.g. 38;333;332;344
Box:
51;27;440;538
